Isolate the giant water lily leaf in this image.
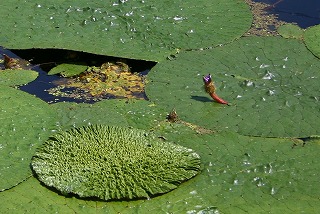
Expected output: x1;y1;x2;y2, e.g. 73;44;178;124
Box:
148;126;320;213
0;0;252;61
0;69;38;86
0;85;56;191
304;24;320;59
1;127;320;213
52;99;165;131
146;36;320;137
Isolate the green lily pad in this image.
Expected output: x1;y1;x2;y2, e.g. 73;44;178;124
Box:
0;69;38;86
48;63;87;77
146;36;320;137
0;0;252;61
1;128;320;213
0;85;56;191
304;24;320;59
31;125;201;200
52;99;165;131
277;24;304;39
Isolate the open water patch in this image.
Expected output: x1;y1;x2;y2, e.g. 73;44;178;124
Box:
254;0;320;28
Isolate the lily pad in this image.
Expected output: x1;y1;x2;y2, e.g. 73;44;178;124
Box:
52;99;165;131
31;125;201;200
0;69;38;86
146;36;320;137
1;128;320;213
0;0;252;61
277;24;304;39
0;85;56;191
304;24;320;58
48;63;88;77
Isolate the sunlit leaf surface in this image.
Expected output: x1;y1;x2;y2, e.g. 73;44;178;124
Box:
0;86;56;191
146;36;320;137
0;0;251;61
31;125;201;201
51;99;165;131
0;69;38;86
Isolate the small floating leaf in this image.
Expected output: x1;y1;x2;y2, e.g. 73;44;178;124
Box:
48;64;88;77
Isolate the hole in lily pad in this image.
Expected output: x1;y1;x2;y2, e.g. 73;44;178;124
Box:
5;48;157;103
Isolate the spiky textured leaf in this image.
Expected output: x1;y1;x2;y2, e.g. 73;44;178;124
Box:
31;125;201;200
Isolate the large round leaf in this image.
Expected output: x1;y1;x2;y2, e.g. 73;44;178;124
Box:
0;0;252;61
31;125;201;201
146;36;320;137
0;86;56;191
52;99;165;131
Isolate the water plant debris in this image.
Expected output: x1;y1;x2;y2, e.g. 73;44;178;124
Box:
2;54;30;69
47;61;146;101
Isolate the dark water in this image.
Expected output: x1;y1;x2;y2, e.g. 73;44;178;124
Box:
255;0;320;28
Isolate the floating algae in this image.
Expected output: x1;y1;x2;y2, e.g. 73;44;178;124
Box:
47;61;146;102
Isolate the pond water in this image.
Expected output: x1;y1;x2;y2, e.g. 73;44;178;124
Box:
254;0;320;28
